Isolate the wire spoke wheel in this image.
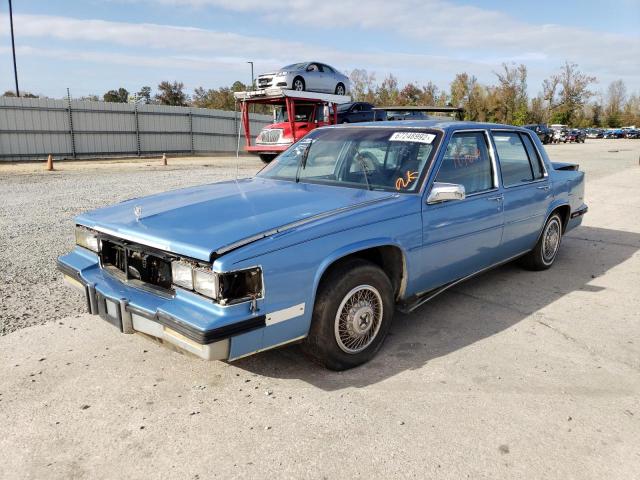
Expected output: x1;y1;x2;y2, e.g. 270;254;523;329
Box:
334;285;383;354
542;218;561;263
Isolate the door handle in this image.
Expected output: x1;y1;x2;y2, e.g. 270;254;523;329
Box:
487;195;503;201
537;185;550;191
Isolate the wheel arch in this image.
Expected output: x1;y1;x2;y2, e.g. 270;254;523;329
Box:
312;240;407;307
547;202;571;231
292;75;305;89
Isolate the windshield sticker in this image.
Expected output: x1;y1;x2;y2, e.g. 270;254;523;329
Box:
389;132;435;144
395;170;419;190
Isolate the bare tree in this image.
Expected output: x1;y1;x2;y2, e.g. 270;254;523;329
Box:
605;80;627;127
545;62;596;125
348;69;377;103
493;63;528;124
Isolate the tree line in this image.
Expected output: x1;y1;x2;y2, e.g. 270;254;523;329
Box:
349;62;639;128
3;61;638;127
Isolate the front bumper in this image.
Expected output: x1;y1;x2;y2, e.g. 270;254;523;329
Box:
245;144;290;155
57;249;268;360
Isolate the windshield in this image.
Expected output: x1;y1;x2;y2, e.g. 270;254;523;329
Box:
281;63;307;71
258;127;440;192
274;104;318;123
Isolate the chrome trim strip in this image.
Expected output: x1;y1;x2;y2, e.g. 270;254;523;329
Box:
214;194;399;256
426;128;498;200
92;226;172;252
265;303;305;326
228;334;307;361
489;128;550;181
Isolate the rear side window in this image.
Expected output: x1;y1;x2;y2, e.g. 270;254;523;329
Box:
435;131;494;195
493;132;536;187
520;133;545;179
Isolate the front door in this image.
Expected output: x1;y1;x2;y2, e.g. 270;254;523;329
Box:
304;63;324;91
491;130;552;258
418;130;504;292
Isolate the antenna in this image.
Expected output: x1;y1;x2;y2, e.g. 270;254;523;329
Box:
235;100;242;182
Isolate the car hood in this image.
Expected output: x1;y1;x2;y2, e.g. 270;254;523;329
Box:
76;177;397;261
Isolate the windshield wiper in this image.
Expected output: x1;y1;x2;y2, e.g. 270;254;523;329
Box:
295;140;312;183
354;154;372;191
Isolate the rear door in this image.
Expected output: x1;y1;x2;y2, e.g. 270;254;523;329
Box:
491;130;552;258
419;130;504;291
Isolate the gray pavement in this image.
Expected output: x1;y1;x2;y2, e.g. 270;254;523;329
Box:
1;140;639;479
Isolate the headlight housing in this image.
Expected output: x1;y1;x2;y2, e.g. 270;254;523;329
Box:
171;261;263;305
75;226;99;252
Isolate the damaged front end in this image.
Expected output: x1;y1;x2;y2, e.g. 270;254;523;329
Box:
58;226;267;360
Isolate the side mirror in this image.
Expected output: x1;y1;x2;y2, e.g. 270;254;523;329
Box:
427;182;466;204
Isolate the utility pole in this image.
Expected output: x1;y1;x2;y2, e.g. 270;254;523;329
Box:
9;0;20;96
247;61;254;91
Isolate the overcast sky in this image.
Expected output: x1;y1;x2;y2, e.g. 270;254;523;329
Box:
1;0;639;99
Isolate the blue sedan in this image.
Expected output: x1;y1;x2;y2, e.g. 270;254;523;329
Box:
58;121;587;370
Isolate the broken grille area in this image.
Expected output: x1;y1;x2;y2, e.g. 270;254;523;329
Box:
100;238;174;293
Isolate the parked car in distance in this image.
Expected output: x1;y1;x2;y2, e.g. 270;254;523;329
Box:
565;129;586;143
257;62;350;95
524;124;554;144
58;121;587;370
625;129;640;139
585;128;604;139
604;129;625;139
336;102;386;123
552;128;568;143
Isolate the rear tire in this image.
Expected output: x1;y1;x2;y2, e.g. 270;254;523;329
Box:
519;213;563;271
302;259;394;371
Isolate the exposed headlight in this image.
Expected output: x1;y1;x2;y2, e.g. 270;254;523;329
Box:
171;261;194;290
75;226;99;252
194;269;219;299
218;267;263;306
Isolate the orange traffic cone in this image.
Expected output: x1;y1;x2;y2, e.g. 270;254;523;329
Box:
46;154;54;171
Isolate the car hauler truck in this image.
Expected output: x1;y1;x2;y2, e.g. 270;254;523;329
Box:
234;87;350;163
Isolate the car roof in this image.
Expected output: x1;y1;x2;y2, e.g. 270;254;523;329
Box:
326;120;528;132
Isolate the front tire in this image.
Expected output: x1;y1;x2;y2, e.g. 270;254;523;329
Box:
335;83;346;95
519;213;563;271
302;259;394;370
292;77;305;91
259;154;276;163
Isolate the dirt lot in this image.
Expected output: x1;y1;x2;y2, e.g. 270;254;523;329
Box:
1;140;639;479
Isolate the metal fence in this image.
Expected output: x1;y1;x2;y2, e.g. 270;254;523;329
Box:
0;97;272;161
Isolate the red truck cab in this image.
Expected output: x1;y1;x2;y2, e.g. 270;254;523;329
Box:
234;88;350;163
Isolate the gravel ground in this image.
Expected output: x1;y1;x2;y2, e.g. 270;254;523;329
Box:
1;140;640;479
0;141;637;336
0;155;263;335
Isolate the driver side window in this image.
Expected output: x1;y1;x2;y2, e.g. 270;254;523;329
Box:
435;131;494;195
